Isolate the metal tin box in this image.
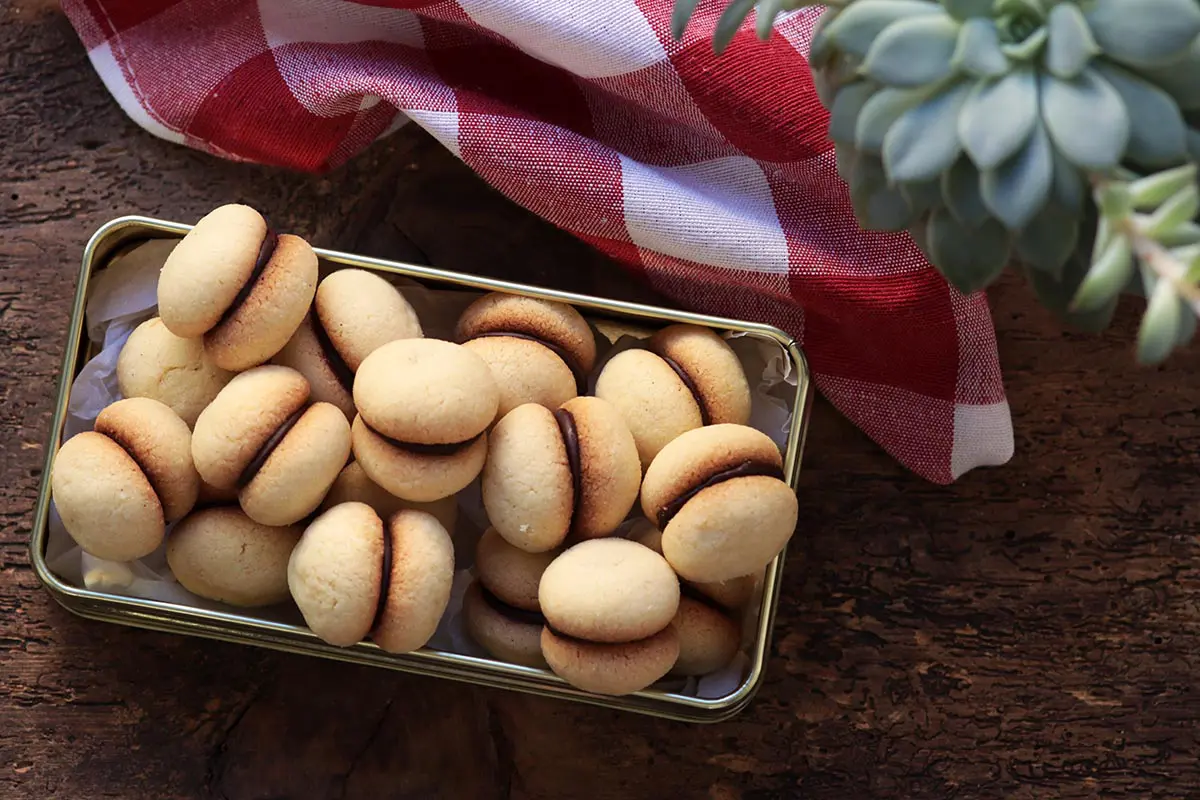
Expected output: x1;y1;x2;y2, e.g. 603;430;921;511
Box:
30;216;812;723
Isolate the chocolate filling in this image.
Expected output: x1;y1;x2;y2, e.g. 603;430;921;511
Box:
543;623;592;645
217;228;278;326
470;331;588;395
308;307;355;392
649;347;710;426
553;408;582;531
656;460;785;530
371;526;394;634
236;406;306;488
103;429;166;508
363;419;483;457
480;585;546;627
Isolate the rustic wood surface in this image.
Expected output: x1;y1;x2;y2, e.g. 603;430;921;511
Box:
4;5;1200;799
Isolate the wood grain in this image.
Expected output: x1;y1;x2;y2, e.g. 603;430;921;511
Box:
5;6;1200;799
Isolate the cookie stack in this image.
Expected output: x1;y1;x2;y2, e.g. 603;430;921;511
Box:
50;203;800;694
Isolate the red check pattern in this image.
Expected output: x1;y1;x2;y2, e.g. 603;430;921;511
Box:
63;0;1014;483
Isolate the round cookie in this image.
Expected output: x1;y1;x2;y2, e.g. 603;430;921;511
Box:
117;316;234;427
352;338;498;502
274;269;423;420
595;324;752;468
631;519;759;611
541;625;679;697
454;293;597;419
481;396;641;553
166;506;301;607
288;503;455;652
51;397;199;562
157;204;318;371
320;461;458;534
462;528;558;668
539;538;679;643
670;595;742;677
537;538;680;695
192;365;351;526
640;424;797;584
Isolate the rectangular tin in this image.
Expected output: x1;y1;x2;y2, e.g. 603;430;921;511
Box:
29;216;812;723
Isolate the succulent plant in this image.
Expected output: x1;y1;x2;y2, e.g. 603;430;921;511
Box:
673;0;1200;364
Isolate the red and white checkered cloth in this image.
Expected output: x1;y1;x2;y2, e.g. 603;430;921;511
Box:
63;0;1014;483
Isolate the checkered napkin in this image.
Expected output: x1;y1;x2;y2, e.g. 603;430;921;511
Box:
63;0;1014;483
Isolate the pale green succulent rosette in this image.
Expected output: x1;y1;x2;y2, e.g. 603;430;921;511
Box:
674;0;1200;363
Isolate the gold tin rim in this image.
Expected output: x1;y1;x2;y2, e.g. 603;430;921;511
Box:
29;215;813;724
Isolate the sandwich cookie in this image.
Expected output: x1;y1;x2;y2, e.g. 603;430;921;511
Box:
462;528;557;668
454;293;597;419
191;365;351;526
481;396;641;553
631;519;760;612
156;204;318;371
538;538;680;695
288;503;455;652
166;506;301;607
116;316;234;427
670;591;742;677
320;461;458;535
50;397;199;562
274;268;423;420
351;338;498;502
640;424;797;584
595;324;752;468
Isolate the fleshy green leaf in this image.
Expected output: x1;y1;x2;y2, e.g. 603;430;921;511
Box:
980;119;1054;229
1001;26;1048;61
1142;183;1200;239
1040;69;1131;170
1085;0;1200;69
671;0;702;39
995;0;1043;16
853;183;919;231
830;82;878;144
809;7;839;67
1139;40;1200;110
823;0;942;58
1071;233;1133;311
1016;204;1079;278
945;0;994;19
900;178;945;214
1051;149;1085;212
926;210;1011;293
1129;164;1199;209
942;157;990;226
1188;128;1200;163
1156;220;1200;246
1045;3;1099;79
1026;252;1121;332
814;58;860;108
882;83;971;183
1092;62;1188;168
756;0;788;39
1176;298;1198;346
958;68;1039;170
835;144;856;182
849;152;887;197
952;18;1008;77
713;0;757;53
855;87;922;153
859;14;961;87
1138;277;1185;363
1097;182;1133;219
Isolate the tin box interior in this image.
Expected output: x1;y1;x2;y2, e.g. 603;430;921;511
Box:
29;216;812;723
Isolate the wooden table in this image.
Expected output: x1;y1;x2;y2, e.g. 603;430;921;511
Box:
5;6;1200;799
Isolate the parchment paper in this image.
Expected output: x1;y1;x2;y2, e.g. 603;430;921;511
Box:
46;239;798;699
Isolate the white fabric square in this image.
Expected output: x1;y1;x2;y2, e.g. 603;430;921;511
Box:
406;109;461;158
950;401;1014;479
457;0;666;78
259;0;424;48
87;42;185;144
621;155;790;273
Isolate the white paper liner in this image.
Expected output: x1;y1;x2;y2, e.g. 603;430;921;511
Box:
46;239;799;700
